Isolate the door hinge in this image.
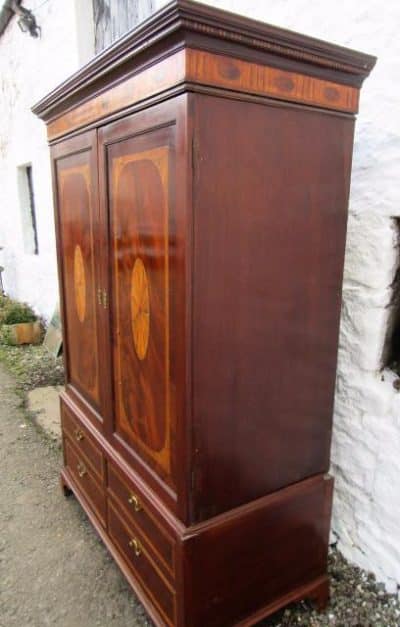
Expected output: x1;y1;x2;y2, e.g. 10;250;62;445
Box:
102;289;107;309
97;287;102;306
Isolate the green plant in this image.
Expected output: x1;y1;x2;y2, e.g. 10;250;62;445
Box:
0;293;11;310
0;325;13;345
1;300;37;325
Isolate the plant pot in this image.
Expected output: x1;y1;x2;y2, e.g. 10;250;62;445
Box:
0;321;42;345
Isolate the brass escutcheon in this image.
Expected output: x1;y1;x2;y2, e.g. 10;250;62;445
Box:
77;462;87;478
129;537;142;557
128;493;142;512
74;428;84;442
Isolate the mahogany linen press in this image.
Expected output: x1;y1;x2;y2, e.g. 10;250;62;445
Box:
33;2;376;625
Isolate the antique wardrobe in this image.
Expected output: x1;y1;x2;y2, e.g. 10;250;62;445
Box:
33;2;375;625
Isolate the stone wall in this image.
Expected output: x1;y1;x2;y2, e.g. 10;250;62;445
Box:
0;0;94;320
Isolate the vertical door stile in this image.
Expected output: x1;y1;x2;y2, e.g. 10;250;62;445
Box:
97;127;114;437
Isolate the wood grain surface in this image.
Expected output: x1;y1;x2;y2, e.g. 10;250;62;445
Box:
190;93;354;521
56;161;100;408
186;48;359;113
47;50;186;140
47;46;359;141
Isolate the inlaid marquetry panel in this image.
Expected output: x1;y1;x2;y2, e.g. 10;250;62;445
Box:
131;257;151;361
47;50;186;141
57;161;99;407
109;143;172;480
186;49;359;113
46;47;359;141
74;244;86;323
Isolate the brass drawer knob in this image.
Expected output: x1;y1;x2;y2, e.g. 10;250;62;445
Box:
128;493;142;512
129;537;142;557
74;428;84;442
77;462;87;478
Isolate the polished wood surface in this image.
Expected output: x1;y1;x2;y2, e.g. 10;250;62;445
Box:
110;141;171;476
131;257;151;361
46;45;360;141
190;94;354;521
58;163;98;401
61;403;104;480
63;438;106;527
47;49;186;141
182;475;333;626
108;462;176;577
108;500;176;626
41;2;376;624
98;98;191;519
52;132;106;421
186;48;359;113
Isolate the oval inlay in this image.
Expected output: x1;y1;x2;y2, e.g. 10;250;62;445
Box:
273;75;295;92
131;257;150;361
324;86;340;102
74;244;86;323
218;58;241;80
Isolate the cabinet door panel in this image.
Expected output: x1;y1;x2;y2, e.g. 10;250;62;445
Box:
52;131;105;420
99;98;191;519
112;146;169;455
105;125;177;490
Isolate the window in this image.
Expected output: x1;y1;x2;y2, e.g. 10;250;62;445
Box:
18;164;39;255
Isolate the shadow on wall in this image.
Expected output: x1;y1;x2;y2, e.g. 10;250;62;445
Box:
382;218;400;377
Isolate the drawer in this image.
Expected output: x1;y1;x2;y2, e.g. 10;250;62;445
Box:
108;463;175;576
61;404;104;480
108;501;175;626
65;439;106;526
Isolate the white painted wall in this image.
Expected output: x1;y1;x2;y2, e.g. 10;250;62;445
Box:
0;0;94;320
158;0;400;593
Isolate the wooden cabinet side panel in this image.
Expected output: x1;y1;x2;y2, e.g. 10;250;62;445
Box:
191;94;354;521
183;476;333;627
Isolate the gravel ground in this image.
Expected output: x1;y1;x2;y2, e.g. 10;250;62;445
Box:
0;344;64;392
1;348;400;626
0;364;150;627
264;551;400;626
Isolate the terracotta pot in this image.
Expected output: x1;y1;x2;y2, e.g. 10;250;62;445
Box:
1;321;42;345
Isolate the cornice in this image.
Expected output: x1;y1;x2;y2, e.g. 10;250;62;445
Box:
32;0;376;121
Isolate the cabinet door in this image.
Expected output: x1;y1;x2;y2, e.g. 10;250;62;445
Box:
99;99;189;513
52;131;107;423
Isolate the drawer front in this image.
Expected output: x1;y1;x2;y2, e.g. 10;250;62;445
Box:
108;501;175;626
108;463;174;576
65;439;106;526
61;404;103;480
